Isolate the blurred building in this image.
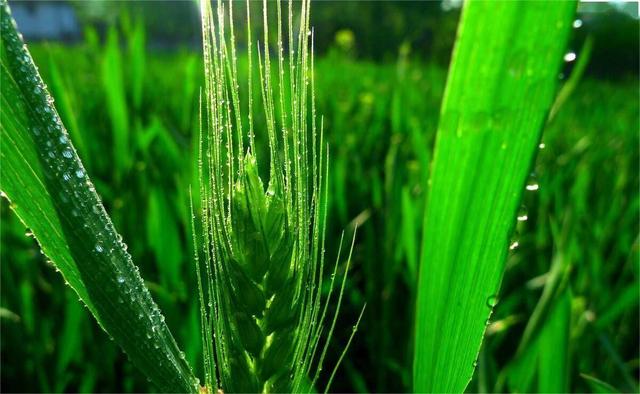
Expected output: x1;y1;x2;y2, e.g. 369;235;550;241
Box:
10;1;80;41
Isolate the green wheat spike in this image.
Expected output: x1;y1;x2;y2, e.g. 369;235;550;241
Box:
194;0;361;392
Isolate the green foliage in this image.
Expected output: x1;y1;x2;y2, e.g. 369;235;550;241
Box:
504;244;572;393
194;1;359;392
478;75;639;394
413;1;576;392
581;373;620;393
0;2;197;392
1;0;638;393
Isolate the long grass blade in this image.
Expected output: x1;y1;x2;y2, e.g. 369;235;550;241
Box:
413;2;576;392
0;3;197;392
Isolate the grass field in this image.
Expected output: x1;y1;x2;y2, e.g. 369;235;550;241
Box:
1;8;638;393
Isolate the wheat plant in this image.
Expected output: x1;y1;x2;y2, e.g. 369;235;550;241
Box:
194;0;361;392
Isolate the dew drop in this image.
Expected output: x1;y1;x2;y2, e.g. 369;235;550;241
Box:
525;183;539;191
75;169;85;178
95;243;104;253
563;52;576;62
572;19;582;28
516;205;528;222
525;173;539;191
117;275;125;284
486;295;499;308
509;240;519;250
538;142;546;149
62;149;73;159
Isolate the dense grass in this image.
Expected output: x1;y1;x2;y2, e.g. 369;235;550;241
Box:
1;20;638;393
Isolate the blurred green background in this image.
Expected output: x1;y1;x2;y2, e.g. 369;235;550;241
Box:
1;1;638;392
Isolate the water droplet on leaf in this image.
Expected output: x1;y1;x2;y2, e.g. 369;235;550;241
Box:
525;173;539;191
486;295;499;308
564;52;576;62
516;205;528;222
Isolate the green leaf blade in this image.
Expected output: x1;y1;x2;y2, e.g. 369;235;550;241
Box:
537;288;571;393
413;2;576;392
0;3;197;392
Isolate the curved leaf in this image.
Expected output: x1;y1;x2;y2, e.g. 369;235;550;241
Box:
0;3;197;392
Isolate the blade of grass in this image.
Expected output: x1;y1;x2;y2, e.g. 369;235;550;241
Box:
413;2;576;392
146;187;185;298
102;26;130;183
595;281;639;329
0;3;197;391
516;226;573;358
581;373;621;393
548;35;593;121
55;291;84;392
46;55;88;163
126;16;145;111
537;287;571;393
502;287;572;393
